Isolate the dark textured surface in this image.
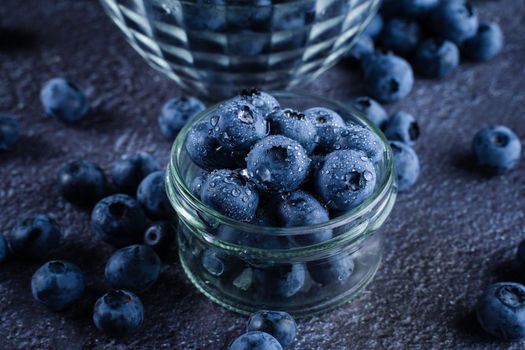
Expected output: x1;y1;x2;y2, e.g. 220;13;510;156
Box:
1;0;524;349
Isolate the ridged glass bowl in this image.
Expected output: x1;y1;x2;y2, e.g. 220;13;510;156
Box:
100;0;381;99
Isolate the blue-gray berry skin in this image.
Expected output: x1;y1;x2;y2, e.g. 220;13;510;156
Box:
267;108;317;154
9;215;61;259
380;18;422;56
91;194;147;247
253;264;306;298
0;235;7;263
384;112;420;146
363;52;414;103
31;260;84;311
200;169;259;221
518;240;525;267
307;255;354;286
472;125;521;173
350;97;388;129
246;135;311;193
399;0;439;17
431;0;478;44
40;78;88;123
200;247;244;280
277;191;331;247
189;172;208;199
329;123;384;164
229;331;283;350
112;152;160;194
390;141;420;192
247;311;297;349
463;22;504;62
93;290;144;336
137;171;175;220
414;38;460;78
346;34;375;62
476;282;525;340
363;13;383;38
58;159;107;206
315;150;377;211
304;107;346;154
105;245;161;292
0;115;20;150
234;88;280;117
143;221;176;255
158;96;205;141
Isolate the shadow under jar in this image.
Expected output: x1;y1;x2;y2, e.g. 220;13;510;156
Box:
166;92;397;317
100;0;381;100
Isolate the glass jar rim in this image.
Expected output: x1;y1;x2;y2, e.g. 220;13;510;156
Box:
167;90;396;237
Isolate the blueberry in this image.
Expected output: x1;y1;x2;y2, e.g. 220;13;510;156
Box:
246;135;311;193
336;123;384;163
246;310;297;349
185;116;242;170
431;0;478;44
383;112;420;146
182;1;226;31
158;96;206;141
277;191;331;246
137;171;175;220
9;215;61;259
93;290;144;336
363;52;414;103
0;235;7;263
143;221;176;254
399;0;439;17
307;255;354;286
229;331;283;350
105;244;161;292
91;194;147;247
226;1;272;31
303;107;346;154
31;260;84;311
380;18;422;56
58;159;107;206
235;89;280;117
0;115;20;150
213;99;268;153
414;38;460;78
472;125;521;173
40;78;88;123
228;33;268;56
315;150;377;211
350;97;388;128
201;248;244;280
189;171;208;198
476;282;525;340
363;13;383;38
463;22;504;62
390;141;420;192
518;239;525;267
111;152;160;194
346;34;374;62
253;264;305;298
200;169;259;221
267;108;317;153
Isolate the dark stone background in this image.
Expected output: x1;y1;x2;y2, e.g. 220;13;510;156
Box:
1;0;524;349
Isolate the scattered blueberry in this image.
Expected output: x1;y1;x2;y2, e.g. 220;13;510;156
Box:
201;247;245;280
346;34;374;62
383;112;420;146
350;97;388;129
9;214;61;259
246;310;297;349
518;239;525;267
363;13;384;38
158;96;206;141
58;159;107;206
253;264;305;298
399;0;439;18
0;115;20;150
363;52;414;103
137;171;174;220
143;221;176;255
315;150;377;211
463;22;504;62
472;125;521;173
200;169;259;221
380;18;422;56
31;260;84;311
111;152;160;194
105;244;161;292
303;107;346;153
235;88;280;116
390;141;420;192
277;191;331;246
40;78;89;123
267;108;317;153
246;135;311;193
0;235;7;263
190;172;208;198
91;194;147;247
431;0;478;44
308;255;354;286
229;331;283;350
93;290;144;336
414;38;460;78
476;282;525;340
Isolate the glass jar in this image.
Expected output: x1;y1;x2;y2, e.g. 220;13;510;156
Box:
166;91;397;317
